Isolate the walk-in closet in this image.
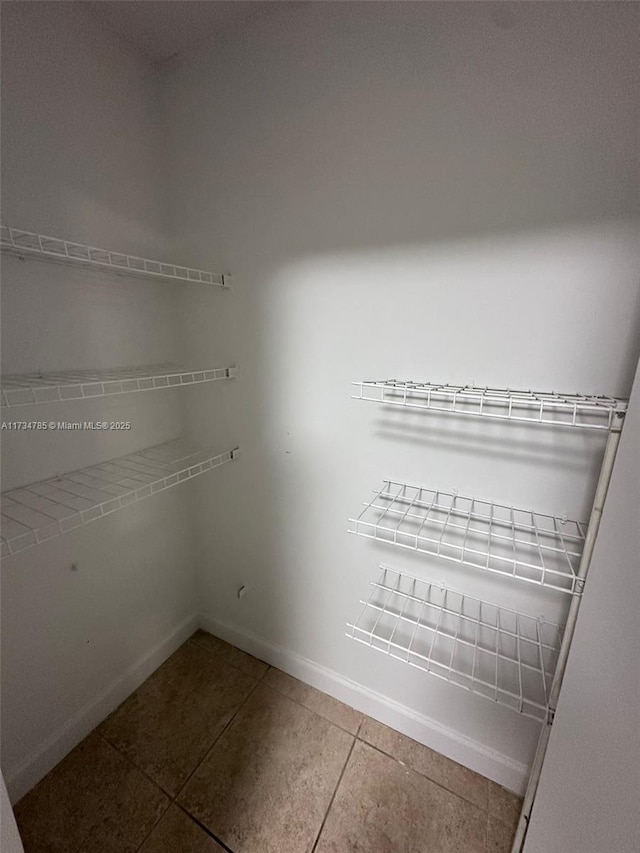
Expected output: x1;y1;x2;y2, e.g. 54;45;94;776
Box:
1;3;639;852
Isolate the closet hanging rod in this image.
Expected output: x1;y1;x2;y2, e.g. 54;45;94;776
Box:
1;225;230;287
1;364;236;407
353;379;627;431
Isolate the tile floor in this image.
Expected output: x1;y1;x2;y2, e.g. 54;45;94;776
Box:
14;631;522;853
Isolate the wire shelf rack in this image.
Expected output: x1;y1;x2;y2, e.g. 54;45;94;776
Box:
352;380;627;431
1;364;236;407
1;439;239;557
349;481;586;595
1;225;228;287
347;566;563;720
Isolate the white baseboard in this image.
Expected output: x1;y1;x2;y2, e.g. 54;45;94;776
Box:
199;613;529;794
6;610;529;804
5;613;199;804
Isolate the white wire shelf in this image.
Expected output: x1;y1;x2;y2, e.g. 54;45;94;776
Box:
353;380;627;431
1;364;236;407
349;481;586;595
1;225;229;287
1;439;239;557
347;566;563;720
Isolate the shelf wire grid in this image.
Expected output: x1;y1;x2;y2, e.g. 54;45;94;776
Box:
1;225;228;287
1;439;238;557
352;380;627;431
347;566;563;720
349;481;586;594
1;364;236;407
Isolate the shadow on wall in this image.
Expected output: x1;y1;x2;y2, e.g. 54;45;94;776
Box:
3;0;639;804
52;0;640;809
181;214;640;810
188;216;640;661
239;219;640;626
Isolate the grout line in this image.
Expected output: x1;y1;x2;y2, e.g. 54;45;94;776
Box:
355;737;490;815
193;632;367;739
133;802;172;853
260;671;365;739
174;802;236;853
35;636;515;853
310;736;357;853
188;631;271;679
93;735;173;853
97;721;247;853
104;636;269;851
96;727;242;853
191;633;513;815
259;680;362;738
485;810;491;853
95;659;264;851
96;730;174;799
256;663;271;683
173;675;264;802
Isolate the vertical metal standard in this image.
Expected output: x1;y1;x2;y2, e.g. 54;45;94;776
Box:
511;411;626;853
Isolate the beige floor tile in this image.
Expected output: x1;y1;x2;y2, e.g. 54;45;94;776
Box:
99;640;257;795
264;667;363;734
488;781;523;834
359;717;488;810
315;740;486;853
191;629;269;679
14;733;168;853
139;805;227;852
487;815;517;852
178;683;353;853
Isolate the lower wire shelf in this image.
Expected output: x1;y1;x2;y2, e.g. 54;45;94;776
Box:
1;439;239;557
349;480;585;595
347;566;563;721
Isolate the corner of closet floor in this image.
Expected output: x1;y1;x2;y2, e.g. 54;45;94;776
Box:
197;612;529;795
4;612;199;805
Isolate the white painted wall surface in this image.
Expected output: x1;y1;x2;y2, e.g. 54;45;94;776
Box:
523;363;640;852
0;2;200;800
2;0;639;807
163;1;640;788
1;771;24;853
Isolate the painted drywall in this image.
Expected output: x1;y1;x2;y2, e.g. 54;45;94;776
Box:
162;1;640;786
523;366;640;851
0;1;200;799
1;771;24;853
2;0;639;805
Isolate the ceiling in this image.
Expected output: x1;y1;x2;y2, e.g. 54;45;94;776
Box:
88;1;270;65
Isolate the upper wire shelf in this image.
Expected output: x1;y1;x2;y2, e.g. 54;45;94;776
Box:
349;480;586;595
1;225;229;287
353;380;627;431
347;566;563;721
1;364;236;408
1;439;239;557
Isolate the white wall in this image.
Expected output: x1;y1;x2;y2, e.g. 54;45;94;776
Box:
163;1;640;789
2;0;639;805
524;362;640;853
1;771;24;853
0;2;199;800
